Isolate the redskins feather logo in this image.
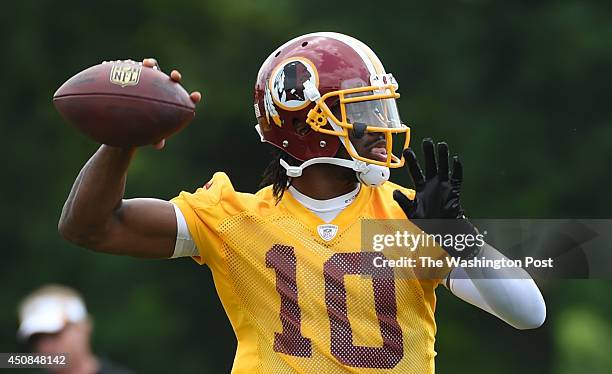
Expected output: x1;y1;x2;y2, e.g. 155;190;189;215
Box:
269;57;319;112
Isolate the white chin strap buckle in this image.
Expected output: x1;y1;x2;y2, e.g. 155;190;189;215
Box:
352;160;368;173
357;163;390;187
281;162;304;177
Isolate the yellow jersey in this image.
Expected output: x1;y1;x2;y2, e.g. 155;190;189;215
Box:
171;172;442;373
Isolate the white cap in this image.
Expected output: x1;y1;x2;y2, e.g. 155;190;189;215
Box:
17;286;87;342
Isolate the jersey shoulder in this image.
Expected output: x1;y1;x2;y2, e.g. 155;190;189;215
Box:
377;180;415;201
366;180;415;219
170;172;277;265
172;172;276;218
380;181;416;200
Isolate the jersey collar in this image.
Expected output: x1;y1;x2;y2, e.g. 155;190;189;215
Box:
280;183;372;229
287;184;360;213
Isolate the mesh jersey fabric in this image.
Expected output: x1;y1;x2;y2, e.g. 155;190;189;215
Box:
171;172;442;373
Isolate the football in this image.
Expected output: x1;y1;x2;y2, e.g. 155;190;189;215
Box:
53;60;195;147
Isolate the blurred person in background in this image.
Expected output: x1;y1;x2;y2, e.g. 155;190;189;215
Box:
18;285;132;374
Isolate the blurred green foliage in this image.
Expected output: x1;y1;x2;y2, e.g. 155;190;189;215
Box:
1;0;611;373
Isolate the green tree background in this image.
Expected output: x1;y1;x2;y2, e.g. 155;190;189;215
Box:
1;0;611;372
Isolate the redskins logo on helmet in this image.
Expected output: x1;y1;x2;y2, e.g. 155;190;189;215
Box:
270;58;319;111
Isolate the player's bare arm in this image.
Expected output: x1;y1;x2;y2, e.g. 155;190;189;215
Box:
58;58;201;258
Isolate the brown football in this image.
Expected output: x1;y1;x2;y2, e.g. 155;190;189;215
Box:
53;60;196;147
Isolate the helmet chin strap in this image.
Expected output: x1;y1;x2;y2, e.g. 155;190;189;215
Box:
279;157;389;187
278;119;390;187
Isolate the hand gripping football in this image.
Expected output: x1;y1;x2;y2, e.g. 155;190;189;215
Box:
53;60;196;147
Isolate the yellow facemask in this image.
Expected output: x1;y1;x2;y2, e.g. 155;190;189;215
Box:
305;75;410;168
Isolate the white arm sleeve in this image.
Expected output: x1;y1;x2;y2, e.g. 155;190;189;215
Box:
448;249;546;330
170;203;199;258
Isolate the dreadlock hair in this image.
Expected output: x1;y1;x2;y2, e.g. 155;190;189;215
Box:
260;147;301;203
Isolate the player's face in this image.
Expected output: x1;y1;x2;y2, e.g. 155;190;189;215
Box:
331;103;391;164
347;131;387;162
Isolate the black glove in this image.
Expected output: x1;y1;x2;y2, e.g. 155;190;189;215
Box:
393;139;481;259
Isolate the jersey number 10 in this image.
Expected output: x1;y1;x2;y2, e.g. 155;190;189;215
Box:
266;244;404;369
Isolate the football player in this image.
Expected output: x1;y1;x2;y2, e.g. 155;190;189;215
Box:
59;32;546;373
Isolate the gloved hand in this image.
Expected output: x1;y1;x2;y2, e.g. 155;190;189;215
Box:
393;138;481;259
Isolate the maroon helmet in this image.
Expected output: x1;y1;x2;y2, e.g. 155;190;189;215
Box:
254;32;410;186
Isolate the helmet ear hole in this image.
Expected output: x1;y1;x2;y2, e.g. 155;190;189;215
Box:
293;120;311;136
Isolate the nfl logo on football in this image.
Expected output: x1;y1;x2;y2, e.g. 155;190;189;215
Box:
109;62;142;87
